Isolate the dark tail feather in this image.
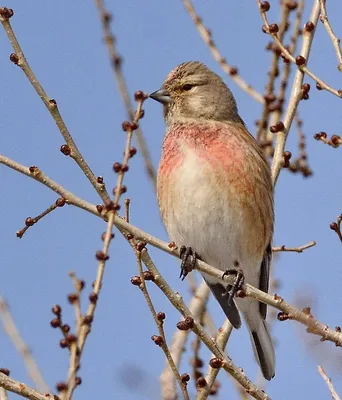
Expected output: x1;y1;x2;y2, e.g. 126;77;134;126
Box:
250;320;275;380
204;280;241;329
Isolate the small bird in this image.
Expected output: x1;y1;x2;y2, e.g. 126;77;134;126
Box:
150;61;275;380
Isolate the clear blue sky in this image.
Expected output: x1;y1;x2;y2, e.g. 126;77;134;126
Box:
1;1;341;399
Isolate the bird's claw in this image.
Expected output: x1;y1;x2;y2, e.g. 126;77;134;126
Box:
179;246;198;281
222;267;245;306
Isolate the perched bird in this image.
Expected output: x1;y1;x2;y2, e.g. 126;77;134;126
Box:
150;61;275;380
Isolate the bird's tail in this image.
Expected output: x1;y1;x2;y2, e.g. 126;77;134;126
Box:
244;312;275;380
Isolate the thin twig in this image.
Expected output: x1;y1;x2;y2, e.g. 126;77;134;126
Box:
197;320;233;400
16;199;65;239
0;297;50;393
318;365;341;400
257;3;291;145
268;0;321;183
94;0;157;187
140;250;271;400
319;0;342;72
286;115;313;177
160;281;210;400
0;9;110;203
257;1;342;99
182;0;264;103
63;95;147;400
0;157;100;218
135;252;190;400
0;373;54;400
330;215;342;243
314;132;342;148
269;0;304;130
272;240;316;253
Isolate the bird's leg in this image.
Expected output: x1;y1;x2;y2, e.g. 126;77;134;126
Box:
179;246;199;281
222;262;245;306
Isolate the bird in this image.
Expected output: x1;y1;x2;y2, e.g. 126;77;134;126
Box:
149;61;275;380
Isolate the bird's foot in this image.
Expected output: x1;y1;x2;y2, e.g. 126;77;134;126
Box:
179;246;199;281
222;266;245;306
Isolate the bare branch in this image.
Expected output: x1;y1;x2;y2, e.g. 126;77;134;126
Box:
197;320;233;400
0;298;49;393
62;95;147;400
330;215;342;243
160;281;210;400
135;252;190;400
182;0;264;103
0;9;110;203
0;373;54;400
272;240;316;253
269;0;322;183
318;366;341;400
140;249;270;400
319;0;342;72
16;198;65;239
257;1;342;99
314;132;342;148
94;0;157;187
0;156;100;218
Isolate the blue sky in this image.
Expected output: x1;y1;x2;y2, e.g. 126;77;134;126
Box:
0;1;341;399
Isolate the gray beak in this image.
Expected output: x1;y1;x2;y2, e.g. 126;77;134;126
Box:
149;88;171;105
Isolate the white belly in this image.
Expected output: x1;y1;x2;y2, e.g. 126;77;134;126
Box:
163;150;257;283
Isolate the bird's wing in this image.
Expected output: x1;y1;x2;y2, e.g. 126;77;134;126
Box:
204;278;241;328
259;243;272;319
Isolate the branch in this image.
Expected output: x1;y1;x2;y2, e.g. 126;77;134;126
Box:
197;320;233;400
319;0;342;72
160;281;210;400
140;249;270;400
0;373;54;400
94;0;157;187
318;366;341;400
62;94;147;400
16;198;65;239
314;132;342;148
134;252;190;400
330;215;342;243
0;8;110;203
0;156;100;218
257;2;291;145
257;1;342;99
272;240;316;253
1;150;339;348
182;0;264;103
268;0;322;183
0;298;49;393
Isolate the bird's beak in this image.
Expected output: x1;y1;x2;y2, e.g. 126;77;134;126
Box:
149;88;171;105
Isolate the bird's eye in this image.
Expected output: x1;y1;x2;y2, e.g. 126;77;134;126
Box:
182;84;193;91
